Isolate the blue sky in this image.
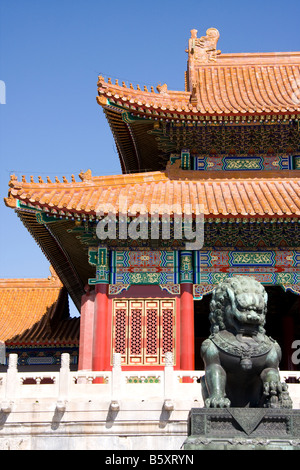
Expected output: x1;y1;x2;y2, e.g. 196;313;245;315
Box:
0;0;300;313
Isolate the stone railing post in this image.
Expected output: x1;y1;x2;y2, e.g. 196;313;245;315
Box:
2;353;18;412
163;352;174;411
57;353;70;411
111;353;121;411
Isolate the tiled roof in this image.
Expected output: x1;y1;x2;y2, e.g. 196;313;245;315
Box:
0;268;79;346
191;56;300;115
97;28;300;118
98;57;300;118
5;165;300;218
186;28;300;116
96;28;300;172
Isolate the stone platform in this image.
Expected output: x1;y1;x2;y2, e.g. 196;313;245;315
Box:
183;408;300;450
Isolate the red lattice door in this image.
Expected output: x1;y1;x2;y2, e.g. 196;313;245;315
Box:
112;299;175;366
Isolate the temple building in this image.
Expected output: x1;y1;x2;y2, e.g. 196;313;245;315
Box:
4;27;300;374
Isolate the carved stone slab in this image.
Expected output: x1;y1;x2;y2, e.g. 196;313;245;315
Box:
184;408;300;450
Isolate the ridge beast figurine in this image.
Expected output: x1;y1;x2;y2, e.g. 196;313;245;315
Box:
201;276;292;408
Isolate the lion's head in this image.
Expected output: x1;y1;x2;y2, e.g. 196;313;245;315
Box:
209;276;268;335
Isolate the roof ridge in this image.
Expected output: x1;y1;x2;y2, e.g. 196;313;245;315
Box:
6;169;169;189
0;266;63;288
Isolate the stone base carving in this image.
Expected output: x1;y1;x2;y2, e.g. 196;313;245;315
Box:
183;408;300;450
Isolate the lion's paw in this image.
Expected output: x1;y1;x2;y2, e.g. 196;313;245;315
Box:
263;381;293;409
205;394;231;408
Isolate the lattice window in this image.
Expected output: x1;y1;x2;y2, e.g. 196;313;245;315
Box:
114;309;127;354
162;309;174;354
112;299;176;366
130;309;142;355
112;302;129;364
128;301;144;365
146;309;158;355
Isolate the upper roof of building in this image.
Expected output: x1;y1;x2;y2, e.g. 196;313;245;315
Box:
97;27;300;173
98;33;300;117
0;267;79;347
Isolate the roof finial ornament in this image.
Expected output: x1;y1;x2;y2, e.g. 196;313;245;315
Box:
156;83;168;95
48;265;59;281
8;174;18;187
79;169;92;182
189;27;221;63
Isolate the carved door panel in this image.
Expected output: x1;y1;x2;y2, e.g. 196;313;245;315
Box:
128;301;144;366
113;301;129;365
160;300;176;365
144;300;160;366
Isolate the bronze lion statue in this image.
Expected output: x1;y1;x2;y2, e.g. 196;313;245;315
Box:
201;276;292;408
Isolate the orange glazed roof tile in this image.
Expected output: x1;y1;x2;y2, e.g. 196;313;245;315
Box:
0;268;79;346
97;28;300;118
5;165;300;218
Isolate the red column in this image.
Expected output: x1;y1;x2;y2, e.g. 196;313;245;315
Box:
78;286;96;371
92;283;110;371
180;283;195;371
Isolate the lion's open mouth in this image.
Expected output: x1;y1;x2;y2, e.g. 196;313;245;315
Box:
245;313;261;323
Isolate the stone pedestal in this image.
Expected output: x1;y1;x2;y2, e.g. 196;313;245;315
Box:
183;408;300;450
